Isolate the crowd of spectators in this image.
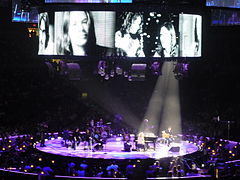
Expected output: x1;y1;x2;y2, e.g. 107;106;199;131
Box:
1;131;240;179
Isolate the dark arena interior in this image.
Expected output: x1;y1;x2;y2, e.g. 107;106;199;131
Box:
1;0;240;180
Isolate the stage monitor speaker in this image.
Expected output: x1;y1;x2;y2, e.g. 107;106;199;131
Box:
169;146;180;152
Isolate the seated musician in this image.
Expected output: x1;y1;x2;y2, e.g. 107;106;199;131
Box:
93;129;104;151
83;128;94;150
122;128;131;152
122;128;131;143
162;127;174;146
137;132;146;151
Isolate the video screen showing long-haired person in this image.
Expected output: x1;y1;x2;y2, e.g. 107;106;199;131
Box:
38;12;54;55
115;12;145;57
55;11;115;57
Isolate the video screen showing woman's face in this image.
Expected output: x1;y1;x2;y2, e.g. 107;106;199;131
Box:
38;11;202;58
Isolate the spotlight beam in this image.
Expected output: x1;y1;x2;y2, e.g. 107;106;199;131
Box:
142;62;182;137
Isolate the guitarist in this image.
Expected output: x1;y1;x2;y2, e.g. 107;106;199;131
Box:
162;127;174;146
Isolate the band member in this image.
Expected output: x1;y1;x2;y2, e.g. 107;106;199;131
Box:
166;127;173;135
72;128;81;150
122;128;132;152
90;119;95;128
137;132;146;151
96;118;104;128
162;127;174;146
122;128;131;142
38;121;48;147
83;128;94;150
92;129;104;151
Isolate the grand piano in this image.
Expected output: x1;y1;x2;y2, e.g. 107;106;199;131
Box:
144;132;158;151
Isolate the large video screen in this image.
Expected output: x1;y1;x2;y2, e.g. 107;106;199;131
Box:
45;0;132;3
12;0;38;23
206;0;240;8
38;11;202;58
211;9;240;25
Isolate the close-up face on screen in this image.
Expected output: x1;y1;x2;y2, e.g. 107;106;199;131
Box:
54;11;116;56
38;10;202;58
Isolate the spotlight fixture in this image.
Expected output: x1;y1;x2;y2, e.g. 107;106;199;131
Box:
173;62;189;80
116;66;123;75
97;60;107;76
150;61;162;76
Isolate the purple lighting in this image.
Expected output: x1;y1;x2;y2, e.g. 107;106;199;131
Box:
97;60;107;76
173;63;189;80
150;61;162;76
182;63;189;72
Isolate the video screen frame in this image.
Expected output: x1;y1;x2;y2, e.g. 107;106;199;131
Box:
38;6;202;60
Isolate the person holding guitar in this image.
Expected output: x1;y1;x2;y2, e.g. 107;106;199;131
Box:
162;127;174;146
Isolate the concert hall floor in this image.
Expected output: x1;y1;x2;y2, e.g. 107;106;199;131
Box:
36;137;199;160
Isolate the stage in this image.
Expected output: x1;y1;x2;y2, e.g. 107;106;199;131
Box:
36;136;199;160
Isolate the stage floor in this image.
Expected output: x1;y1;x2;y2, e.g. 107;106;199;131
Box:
36;137;199;160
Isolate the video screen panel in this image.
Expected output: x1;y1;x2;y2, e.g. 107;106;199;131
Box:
45;0;132;3
38;11;202;58
38;12;55;55
179;14;202;57
211;9;240;25
12;0;38;23
206;0;240;8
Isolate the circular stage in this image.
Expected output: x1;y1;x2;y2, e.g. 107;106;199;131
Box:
36;137;199;160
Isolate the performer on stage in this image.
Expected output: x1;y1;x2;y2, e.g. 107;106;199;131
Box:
38;121;48;147
166;127;173;136
83;128;94;150
72;128;81;150
162;126;174;146
122;128;132;152
137;132;146;151
92;129;104;151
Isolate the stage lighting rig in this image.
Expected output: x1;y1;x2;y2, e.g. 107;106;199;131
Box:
173;62;189;80
150;61;162;76
97;60;108;77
